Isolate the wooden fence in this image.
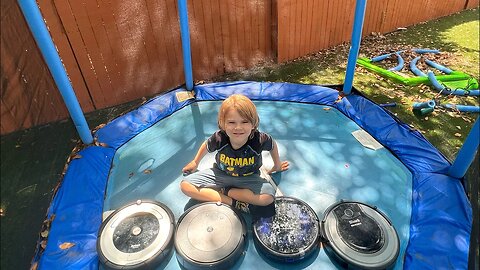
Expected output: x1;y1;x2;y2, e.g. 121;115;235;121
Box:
1;0;478;135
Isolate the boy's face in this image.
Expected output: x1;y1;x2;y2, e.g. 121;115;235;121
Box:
223;108;254;148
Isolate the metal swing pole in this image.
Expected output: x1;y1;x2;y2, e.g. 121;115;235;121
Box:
178;0;194;91
343;0;368;94
448;117;480;179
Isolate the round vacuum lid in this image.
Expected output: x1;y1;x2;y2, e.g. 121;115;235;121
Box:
175;202;246;269
321;201;400;269
97;200;175;269
253;196;320;262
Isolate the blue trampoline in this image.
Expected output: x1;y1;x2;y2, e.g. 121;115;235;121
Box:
19;0;476;269
36;81;472;270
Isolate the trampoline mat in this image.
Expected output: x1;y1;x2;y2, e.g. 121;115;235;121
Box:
102;100;412;270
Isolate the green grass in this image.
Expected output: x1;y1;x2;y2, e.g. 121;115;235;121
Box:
213;8;480;161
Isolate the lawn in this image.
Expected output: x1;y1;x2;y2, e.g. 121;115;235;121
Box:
214;8;480;162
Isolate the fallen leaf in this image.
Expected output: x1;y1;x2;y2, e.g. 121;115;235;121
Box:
40;240;47;249
454;133;462;137
323;107;331;111
30;262;38;270
143;169;152;174
129;172;134;178
96;123;106;129
94;141;108;147
456;126;461;130
462;117;472;123
40;230;49;238
59;242;75;250
71;154;82;160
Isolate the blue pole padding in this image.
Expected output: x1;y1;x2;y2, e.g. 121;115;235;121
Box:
178;0;194;91
427;71;480;96
410;57;427;77
425;59;452;74
389;52;404;71
443;104;480;113
343;0;367;94
17;0;93;144
448;118;480;178
414;48;440;54
413;100;436;109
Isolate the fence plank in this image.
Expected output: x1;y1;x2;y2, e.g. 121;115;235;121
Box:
39;0;94;112
144;1;173;90
218;1;233;70
209;0;225;74
163;0;184;85
1;1;70;134
466;0;480;9
287;0;295;60
0;99;17;134
319;0;329;50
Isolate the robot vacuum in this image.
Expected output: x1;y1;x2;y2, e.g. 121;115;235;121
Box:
175;202;247;269
253;196;320;263
321;201;400;269
97;200;175;269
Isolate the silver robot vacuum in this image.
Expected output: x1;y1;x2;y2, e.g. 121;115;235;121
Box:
321;201;400;269
175;202;247;269
97;200;175;269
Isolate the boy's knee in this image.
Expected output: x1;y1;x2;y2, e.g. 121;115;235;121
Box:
180;180;194;194
266;195;274;204
259;194;274;206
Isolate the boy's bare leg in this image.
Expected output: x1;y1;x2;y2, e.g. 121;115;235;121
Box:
227;188;274;206
180;181;232;204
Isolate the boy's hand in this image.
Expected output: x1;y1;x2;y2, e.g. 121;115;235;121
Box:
268;161;289;174
182;161;198;174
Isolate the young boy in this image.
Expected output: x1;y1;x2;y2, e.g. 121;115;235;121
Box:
180;94;289;218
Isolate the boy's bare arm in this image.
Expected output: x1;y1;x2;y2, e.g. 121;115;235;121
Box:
183;141;208;173
268;140;289;174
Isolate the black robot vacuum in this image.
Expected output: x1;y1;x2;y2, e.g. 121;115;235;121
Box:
321;201;400;269
97;200;175;269
175;202;247;270
253;196;320;263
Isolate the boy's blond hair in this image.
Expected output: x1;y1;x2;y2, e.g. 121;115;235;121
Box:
218;94;259;132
